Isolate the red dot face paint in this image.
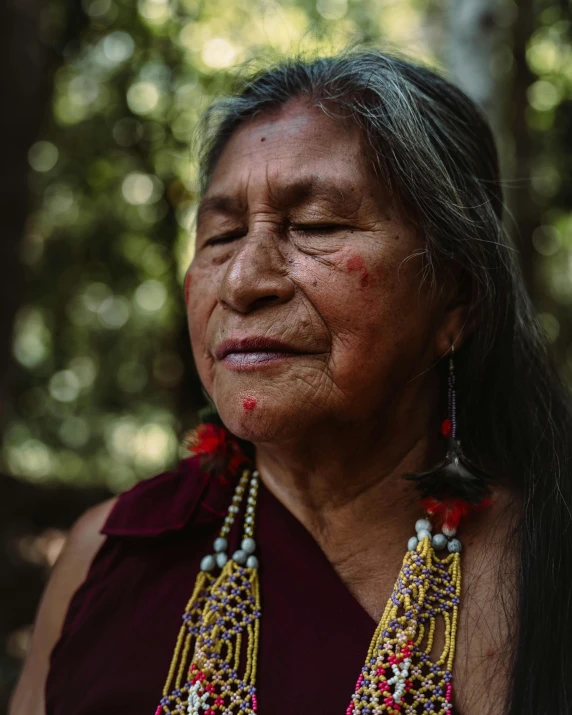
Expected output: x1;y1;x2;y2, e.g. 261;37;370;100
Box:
346;255;364;271
184;272;192;304
243;397;257;411
346;256;370;288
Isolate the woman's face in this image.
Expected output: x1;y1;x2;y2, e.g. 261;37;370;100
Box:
186;101;459;442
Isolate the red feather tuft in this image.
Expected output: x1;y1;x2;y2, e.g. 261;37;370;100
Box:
421;495;491;531
186;424;227;456
185;423;247;480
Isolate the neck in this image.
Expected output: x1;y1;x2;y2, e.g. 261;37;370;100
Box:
253;398;443;551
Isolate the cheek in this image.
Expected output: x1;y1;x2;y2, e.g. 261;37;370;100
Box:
308;249;424;356
345;255;371;288
308;250;388;321
185;268;216;370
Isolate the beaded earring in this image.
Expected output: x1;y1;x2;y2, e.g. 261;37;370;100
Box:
156;345;493;715
348;345;493;715
404;344;493;533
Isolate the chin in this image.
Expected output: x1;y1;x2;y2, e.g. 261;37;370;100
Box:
215;395;310;445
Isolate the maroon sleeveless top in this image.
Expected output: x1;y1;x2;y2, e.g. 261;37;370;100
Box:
45;456;457;714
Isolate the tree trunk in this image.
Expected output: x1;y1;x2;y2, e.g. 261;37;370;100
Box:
446;0;538;292
0;0;54;434
508;0;537;290
447;0;505;132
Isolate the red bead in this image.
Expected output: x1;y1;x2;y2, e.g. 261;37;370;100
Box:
440;418;452;437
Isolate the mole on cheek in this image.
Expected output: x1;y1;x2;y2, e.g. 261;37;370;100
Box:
243;397;257;411
346;255;370;289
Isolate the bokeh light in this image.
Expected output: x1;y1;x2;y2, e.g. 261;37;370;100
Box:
3;0;572;501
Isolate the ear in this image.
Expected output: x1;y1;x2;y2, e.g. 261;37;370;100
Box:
435;299;475;356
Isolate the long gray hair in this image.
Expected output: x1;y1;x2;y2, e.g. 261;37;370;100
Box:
194;48;572;714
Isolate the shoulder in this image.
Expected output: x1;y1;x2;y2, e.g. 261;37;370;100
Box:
8;498;116;715
101;456;225;537
67;497;117;557
9;457;229;715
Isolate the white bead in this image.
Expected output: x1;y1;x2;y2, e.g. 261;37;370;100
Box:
246;555;259;569
229;505;239;513
442;524;457;537
241;537;256;554
232;549;247;564
407;536;419;551
215;552;228;568
432;533;448;550
448;538;462;553
200;555;215;572
417;529;431;541
415;518;432;533
213;537;228;553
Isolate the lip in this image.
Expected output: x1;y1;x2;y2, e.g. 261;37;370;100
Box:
215;337;303;361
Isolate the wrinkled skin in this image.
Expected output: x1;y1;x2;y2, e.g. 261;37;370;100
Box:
186;100;465;447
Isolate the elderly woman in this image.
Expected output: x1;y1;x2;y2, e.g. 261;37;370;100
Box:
10;49;572;715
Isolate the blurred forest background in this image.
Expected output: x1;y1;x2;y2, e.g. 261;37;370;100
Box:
1;0;571;708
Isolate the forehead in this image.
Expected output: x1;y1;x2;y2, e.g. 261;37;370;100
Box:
200;101;378;214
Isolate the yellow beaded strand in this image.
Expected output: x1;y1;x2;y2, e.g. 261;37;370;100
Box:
349;534;462;714
157;467;464;715
156;469;261;715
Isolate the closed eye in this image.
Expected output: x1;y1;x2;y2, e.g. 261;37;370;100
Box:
205;233;245;247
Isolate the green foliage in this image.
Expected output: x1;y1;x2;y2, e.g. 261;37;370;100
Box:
5;0;572;490
4;0;421;490
524;10;572;368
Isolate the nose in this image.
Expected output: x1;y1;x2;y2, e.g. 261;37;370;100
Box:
217;229;295;314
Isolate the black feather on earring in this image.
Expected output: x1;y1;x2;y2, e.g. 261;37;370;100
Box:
403;345;493;528
404;436;492;504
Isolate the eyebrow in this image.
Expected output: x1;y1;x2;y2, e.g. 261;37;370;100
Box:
196;175;359;227
196;195;245;227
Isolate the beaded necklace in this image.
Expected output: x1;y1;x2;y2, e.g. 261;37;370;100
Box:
155;360;492;715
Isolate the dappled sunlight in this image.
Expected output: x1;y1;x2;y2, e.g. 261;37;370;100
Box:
3;0;572;494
